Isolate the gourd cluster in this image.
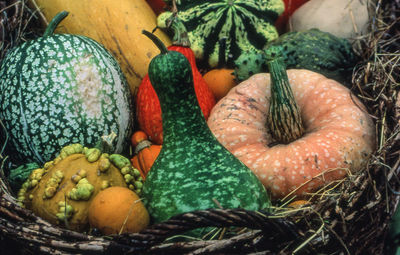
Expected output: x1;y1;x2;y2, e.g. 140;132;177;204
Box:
0;0;373;237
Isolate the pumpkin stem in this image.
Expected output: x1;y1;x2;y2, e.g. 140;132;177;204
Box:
43;11;69;37
266;53;304;144
142;30;169;55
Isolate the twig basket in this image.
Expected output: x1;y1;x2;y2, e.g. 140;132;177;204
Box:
1;0;399;254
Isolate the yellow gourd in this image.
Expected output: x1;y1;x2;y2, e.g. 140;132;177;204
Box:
18;144;144;232
29;0;171;96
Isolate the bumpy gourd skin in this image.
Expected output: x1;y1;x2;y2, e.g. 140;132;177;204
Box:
142;46;270;224
234;28;357;84
18;143;144;232
265;29;357;83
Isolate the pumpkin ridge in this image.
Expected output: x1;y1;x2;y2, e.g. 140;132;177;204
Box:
208;69;375;199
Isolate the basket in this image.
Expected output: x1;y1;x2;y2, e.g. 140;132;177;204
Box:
1;0;399;254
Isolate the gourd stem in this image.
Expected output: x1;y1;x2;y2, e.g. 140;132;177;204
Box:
142;30;169;54
43;11;69;37
267;58;304;144
134;140;152;155
165;0;191;47
167;17;191;47
95;132;117;154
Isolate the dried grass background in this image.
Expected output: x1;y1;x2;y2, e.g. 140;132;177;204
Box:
1;0;400;254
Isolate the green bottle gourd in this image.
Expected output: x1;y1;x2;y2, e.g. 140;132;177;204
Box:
141;30;271;224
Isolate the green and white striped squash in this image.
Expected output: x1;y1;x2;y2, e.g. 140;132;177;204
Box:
158;0;284;68
0;12;133;165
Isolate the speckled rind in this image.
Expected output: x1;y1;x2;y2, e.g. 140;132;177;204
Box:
142;50;270;224
208;71;376;198
158;0;284;68
0;34;133;165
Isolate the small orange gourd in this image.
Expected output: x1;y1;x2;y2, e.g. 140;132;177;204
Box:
88;186;150;235
130;131;161;179
208;58;376;199
203;69;236;101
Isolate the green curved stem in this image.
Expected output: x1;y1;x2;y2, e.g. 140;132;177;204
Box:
142;30;169;54
43;11;69;37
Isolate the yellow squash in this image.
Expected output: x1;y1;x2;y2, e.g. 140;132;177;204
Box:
18;144;144;232
29;0;171;96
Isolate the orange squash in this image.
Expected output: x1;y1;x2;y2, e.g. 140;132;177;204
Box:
88;186;150;235
130;131;161;179
208;67;375;199
203;68;237;102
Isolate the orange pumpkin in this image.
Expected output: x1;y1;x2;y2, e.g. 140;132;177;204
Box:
130;131;161;179
207;69;375;199
88;186;150;235
203;68;237;101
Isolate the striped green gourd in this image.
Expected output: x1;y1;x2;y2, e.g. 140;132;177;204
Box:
141;31;270;226
0;12;133;165
158;0;284;68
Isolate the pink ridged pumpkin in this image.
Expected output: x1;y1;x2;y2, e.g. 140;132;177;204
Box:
208;69;375;199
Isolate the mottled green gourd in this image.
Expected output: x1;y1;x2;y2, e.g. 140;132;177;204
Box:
234;28;357;83
141;31;270;225
0;11;133;165
158;0;284;68
234;51;268;82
